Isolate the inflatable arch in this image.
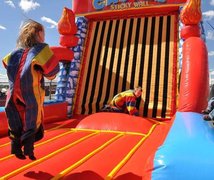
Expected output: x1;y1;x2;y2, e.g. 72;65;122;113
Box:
0;0;212;179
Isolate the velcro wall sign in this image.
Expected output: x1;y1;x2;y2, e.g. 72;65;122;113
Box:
72;0;187;15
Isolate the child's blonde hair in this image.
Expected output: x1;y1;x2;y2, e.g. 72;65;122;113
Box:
16;19;44;48
135;86;142;92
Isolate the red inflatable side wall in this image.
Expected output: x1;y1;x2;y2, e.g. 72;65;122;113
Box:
0;102;68;137
178;37;209;112
0;111;8;137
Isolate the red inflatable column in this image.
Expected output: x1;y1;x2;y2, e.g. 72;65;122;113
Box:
50;7;79;62
178;0;209;112
72;0;90;14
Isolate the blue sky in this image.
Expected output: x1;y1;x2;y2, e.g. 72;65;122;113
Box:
0;0;72;78
0;0;214;79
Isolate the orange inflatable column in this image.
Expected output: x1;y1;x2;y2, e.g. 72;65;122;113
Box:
58;7;79;48
178;0;209;112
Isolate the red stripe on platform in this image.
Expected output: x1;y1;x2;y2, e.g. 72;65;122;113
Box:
0;130;92;177
64;134;143;179
9;132;118;179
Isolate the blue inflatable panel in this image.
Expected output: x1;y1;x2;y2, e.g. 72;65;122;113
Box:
44;99;64;105
0;107;5;112
152;112;214;180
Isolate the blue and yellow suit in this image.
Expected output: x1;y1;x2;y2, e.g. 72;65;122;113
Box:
2;43;59;155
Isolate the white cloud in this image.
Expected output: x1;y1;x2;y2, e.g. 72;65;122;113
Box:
0;74;7;77
0;25;6;30
206;30;214;40
203;10;214;20
19;0;40;13
4;0;15;8
210;0;214;6
0;74;8;82
41;16;58;29
209;51;214;56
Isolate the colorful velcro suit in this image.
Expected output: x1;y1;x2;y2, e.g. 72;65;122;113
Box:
110;90;139;116
2;43;59;143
